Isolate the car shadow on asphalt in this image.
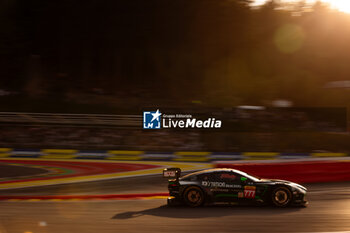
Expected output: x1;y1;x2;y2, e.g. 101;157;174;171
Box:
112;204;304;220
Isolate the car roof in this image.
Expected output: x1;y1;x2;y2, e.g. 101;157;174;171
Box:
182;168;243;177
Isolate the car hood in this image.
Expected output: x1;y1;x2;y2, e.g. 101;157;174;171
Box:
258;179;307;191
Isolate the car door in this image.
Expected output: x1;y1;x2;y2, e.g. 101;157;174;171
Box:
240;177;266;203
208;171;243;203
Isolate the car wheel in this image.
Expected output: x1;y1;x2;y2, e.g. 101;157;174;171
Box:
183;186;204;207
271;186;292;207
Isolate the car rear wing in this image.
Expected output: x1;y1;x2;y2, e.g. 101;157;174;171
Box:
163;167;181;180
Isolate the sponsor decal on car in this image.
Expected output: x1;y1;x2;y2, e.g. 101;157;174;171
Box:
238;191;244;198
225;184;242;188
202;181;226;187
244;186;256;198
220;173;236;179
210;188;229;192
202;181;241;188
163;170;176;177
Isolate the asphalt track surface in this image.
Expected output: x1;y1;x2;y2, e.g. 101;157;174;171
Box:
0;174;350;233
0;174;169;195
0;164;48;179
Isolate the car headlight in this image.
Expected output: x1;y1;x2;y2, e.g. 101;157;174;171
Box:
292;186;306;194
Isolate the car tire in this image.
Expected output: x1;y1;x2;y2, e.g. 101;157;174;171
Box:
271;186;292;207
183;186;205;207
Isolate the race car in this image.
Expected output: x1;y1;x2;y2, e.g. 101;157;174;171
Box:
163;167;307;207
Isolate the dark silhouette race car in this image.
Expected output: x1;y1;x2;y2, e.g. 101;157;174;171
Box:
163;167;307;207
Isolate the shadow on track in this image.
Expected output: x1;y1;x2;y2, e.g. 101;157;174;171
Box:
112;204;303;220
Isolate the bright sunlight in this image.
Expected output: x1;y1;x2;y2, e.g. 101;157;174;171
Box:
323;0;350;13
253;0;350;14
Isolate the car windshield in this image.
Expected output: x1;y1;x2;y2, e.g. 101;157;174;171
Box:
180;169;261;182
235;170;261;182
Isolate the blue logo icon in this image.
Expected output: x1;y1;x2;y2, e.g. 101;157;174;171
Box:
143;109;162;129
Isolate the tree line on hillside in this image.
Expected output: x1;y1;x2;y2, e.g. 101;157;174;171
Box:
0;0;349;107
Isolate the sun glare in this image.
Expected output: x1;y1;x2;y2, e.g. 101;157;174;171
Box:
323;0;350;14
253;0;350;14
